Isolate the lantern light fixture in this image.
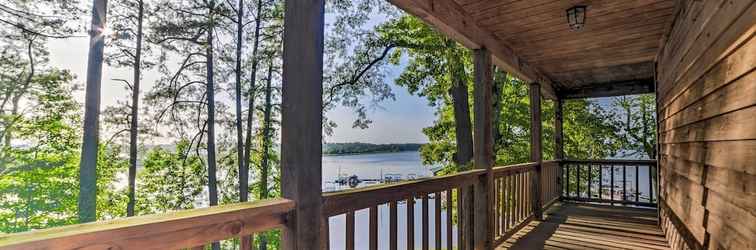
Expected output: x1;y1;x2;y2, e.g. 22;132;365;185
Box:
566;5;587;31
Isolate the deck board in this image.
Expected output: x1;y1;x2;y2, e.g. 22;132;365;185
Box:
496;202;670;250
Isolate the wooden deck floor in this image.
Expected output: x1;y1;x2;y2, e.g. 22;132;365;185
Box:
496;202;670;250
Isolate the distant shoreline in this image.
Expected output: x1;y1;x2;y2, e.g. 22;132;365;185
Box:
322;149;419;156
323;142;423;156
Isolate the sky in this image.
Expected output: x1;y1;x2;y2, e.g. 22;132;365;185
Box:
45;17;436;145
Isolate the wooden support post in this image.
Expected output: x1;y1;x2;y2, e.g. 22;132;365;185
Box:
473;48;494;250
280;0;325;249
555;99;564;199
529;82;543;221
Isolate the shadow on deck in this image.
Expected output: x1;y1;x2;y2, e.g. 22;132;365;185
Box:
497;202;670;250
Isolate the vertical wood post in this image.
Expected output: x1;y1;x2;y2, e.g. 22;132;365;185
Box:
281;0;325;249
555;98;564;199
472;48;494;250
529;82;543;221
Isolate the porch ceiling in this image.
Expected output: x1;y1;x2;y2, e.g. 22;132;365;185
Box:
389;0;678;99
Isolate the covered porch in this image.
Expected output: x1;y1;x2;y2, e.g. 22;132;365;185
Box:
1;0;754;250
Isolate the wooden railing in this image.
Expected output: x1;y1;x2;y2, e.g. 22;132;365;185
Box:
561;159;658;207
0;199;294;250
322;168;486;250
0;159;656;250
321;161;558;250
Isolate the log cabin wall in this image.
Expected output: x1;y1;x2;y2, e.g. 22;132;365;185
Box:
655;1;755;249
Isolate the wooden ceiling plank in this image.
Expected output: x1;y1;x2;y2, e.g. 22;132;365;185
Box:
541;54;657;73
478;0;670;29
504;8;674;48
494;1;675;39
388;0;558;99
522;39;662;61
560;78;656;99
510;25;667;52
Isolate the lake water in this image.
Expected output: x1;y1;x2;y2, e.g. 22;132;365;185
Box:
322;151;434;192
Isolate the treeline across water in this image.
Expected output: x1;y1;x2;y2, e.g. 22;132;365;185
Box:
323;143;423;155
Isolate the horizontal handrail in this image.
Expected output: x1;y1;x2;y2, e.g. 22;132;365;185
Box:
492;162;537;177
563;159;656;165
322;168;486;216
0;198;294;250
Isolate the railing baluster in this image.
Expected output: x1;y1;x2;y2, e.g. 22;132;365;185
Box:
649;165;654;203
370;206;378;250
587;164;592;199
346;211;355;250
390;201;398;250
435;192;442;249
576;164;583;199
563;163;568;198
610;165;615;204
407;196;415;250
457;187;464;250
622;163;627;201
520;172;525;220
499;177;504;236
446;189;453;250
422;194;429;250
599;165;603;200
507;174;512;231
493;179;499;237
635;165;640;203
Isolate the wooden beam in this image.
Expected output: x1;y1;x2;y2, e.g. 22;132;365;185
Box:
387;0;558;100
560;78;655;99
472;48;494;249
280;0;324;249
0;199;294;250
529;82;543;221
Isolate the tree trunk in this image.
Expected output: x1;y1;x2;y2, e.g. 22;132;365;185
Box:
126;0;144;217
446;45;473;250
448;55;473;167
206;3;219;250
258;64;273;250
78;0;109;223
243;0;264;184
234;0;248;204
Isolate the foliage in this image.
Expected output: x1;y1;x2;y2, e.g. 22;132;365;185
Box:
0;69;125;232
135;141;206;214
610;94;657;159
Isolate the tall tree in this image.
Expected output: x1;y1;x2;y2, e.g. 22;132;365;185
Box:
257;63;274;250
243;0;265;187
104;0;150;217
78;0;109;223
234;0;248;204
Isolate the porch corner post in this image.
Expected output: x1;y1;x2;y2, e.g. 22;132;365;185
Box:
555;98;564;199
472;48;494;250
529;82;543;221
280;0;325;249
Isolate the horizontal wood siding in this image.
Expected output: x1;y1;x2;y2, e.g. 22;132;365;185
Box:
656;1;756;249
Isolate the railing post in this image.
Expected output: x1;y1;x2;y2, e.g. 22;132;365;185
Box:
472;48;494;250
555;99;564;199
529;82;543;221
280;0;325;249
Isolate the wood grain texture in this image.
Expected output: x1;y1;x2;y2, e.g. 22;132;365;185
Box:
387;0;558;99
496;202;670;250
0;199;294;250
280;0;325;249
